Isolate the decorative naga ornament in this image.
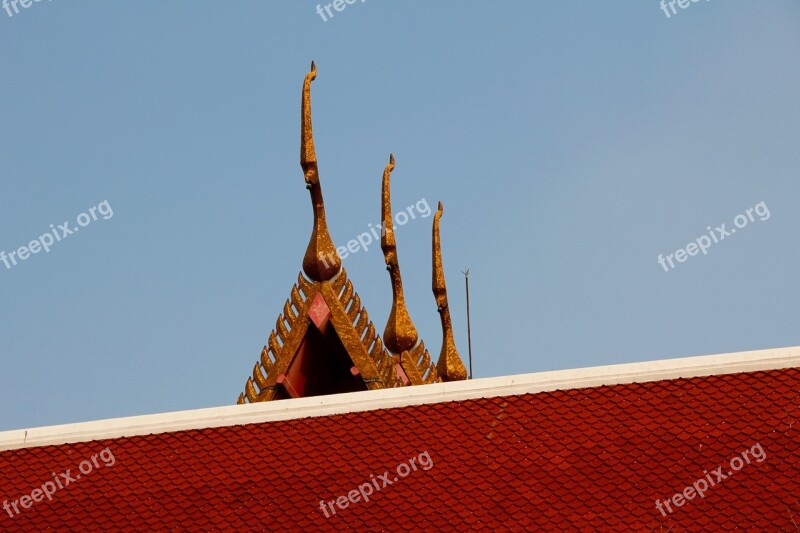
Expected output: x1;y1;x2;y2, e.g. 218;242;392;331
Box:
433;202;468;381
300;62;340;283
380;155;439;385
237;63;466;404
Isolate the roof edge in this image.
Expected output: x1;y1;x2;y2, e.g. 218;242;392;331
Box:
2;345;799;452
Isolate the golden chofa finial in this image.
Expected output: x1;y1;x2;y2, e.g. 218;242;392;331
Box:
432;202;468;381
300;61;341;282
381;154;419;354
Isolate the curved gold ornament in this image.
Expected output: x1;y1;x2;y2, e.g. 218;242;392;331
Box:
301;61;341;282
381;154;419;354
433;202;468;382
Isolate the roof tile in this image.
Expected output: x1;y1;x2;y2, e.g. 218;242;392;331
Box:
0;367;798;530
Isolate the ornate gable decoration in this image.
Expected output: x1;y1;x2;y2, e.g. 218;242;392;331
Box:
238;63;466;404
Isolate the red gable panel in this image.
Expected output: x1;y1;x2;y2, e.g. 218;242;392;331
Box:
1;367;798;531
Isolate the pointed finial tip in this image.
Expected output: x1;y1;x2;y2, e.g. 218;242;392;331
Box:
310;60;316;71
438;201;444;212
389;153;395;165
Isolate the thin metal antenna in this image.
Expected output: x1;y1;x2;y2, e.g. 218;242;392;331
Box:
462;268;473;379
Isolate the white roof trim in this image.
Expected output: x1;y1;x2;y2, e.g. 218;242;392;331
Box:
1;345;798;452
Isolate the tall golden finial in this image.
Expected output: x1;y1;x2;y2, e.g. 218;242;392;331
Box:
301;61;341;282
381;154;419;354
432;202;468;381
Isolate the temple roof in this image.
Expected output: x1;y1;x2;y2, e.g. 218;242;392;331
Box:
1;346;799;530
237;63;466;403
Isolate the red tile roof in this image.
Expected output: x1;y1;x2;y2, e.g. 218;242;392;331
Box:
1;365;799;531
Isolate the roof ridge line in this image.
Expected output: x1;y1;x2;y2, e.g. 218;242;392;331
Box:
1;345;798;452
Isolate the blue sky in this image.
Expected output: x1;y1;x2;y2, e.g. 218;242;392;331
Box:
1;1;798;431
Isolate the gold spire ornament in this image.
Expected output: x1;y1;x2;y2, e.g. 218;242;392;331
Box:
301;62;341;282
378;155;440;386
380;154;419;355
433;202;468;381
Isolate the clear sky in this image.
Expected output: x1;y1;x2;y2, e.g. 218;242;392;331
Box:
1;1;798;432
